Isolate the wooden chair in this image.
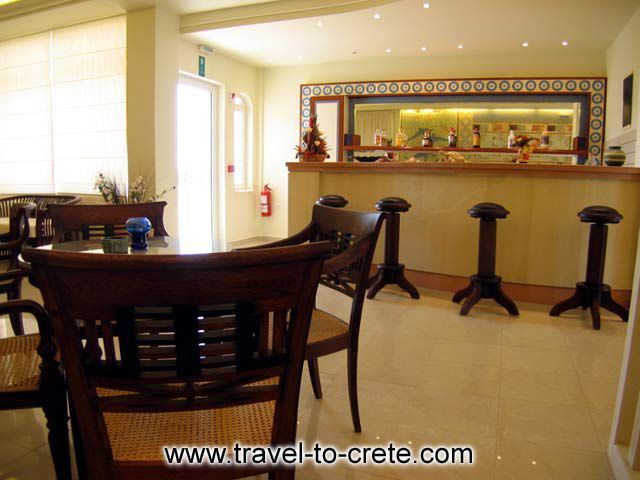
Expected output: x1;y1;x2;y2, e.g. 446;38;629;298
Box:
0;194;80;246
0;202;37;335
243;204;384;432
48;202;169;243
0;297;71;479
25;242;331;480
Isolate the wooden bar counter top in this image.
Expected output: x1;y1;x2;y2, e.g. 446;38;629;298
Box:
287;161;640;305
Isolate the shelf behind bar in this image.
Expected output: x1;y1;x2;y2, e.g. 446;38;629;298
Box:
343;145;587;156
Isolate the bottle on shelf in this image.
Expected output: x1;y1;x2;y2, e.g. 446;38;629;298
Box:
421;129;433;147
472;125;481;148
380;129;388;147
448;127;457;148
507;130;516;148
374;128;381;146
395;128;407;147
540;125;550;149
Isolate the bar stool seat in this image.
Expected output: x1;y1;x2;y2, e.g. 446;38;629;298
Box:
550;205;628;330
452;202;518;316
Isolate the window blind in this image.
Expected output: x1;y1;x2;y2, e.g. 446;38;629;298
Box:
51;16;127;194
0;16;127;195
0;32;53;193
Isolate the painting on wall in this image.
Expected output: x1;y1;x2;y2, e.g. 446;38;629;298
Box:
623;73;633;128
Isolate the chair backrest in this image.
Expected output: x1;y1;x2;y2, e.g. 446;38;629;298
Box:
0;194;79;217
49;202;169;243
25;241;330;475
0;202;36;266
310;204;384;298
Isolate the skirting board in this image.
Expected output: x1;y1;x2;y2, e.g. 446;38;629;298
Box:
380;267;632;307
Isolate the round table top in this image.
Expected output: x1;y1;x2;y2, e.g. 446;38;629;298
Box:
22;236;232;259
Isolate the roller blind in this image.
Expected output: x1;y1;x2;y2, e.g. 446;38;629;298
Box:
0;16;127;195
51;17;127;193
0;33;53;193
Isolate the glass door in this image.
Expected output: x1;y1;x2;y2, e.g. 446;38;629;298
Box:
177;74;217;250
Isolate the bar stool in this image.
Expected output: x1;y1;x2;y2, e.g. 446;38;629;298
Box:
316;195;348;208
452;202;519;316
367;197;420;299
550;205;628;330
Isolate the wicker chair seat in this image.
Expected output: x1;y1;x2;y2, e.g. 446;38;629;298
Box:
0;334;40;392
308;309;349;345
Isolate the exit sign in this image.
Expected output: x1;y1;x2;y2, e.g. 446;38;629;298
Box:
198;56;205;77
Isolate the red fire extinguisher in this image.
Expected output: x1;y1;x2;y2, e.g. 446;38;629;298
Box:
260;184;272;217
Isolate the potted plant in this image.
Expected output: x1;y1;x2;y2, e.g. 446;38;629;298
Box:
295;114;330;162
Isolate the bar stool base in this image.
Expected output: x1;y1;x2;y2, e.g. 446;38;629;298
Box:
453;275;519;316
549;282;628;330
367;264;420;300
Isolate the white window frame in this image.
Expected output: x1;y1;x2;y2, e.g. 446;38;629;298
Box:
232;93;253;192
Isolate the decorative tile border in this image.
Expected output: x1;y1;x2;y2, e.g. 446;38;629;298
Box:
300;77;606;160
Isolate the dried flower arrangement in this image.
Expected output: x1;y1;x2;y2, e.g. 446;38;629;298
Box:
295;114;330;162
94;172;176;205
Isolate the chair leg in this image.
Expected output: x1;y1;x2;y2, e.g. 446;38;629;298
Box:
347;347;362;433
590;301;601;331
269;467;295;480
452;282;474;303
307;358;323;399
459;285;482;316
8;281;24;335
366;273;387;300
43;394;72;480
600;290;629;322
69;396;88;480
549;290;582;317
494;285;519;316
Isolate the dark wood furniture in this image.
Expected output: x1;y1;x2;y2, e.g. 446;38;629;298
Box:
48;202;169;243
316;195;348;208
1;202;37;335
367;197;419;300
452;203;519;316
0;194;80;246
24;242;331;480
0;297;71;479
244;204;384;432
550;205;629;330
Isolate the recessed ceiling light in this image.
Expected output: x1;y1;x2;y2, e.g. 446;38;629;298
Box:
457;44;463;49
522;41;529;47
317;21;323;27
385;48;391;53
562;41;569;46
423;2;431;8
268;58;273;62
421;46;427;51
373;13;381;19
297;55;302;60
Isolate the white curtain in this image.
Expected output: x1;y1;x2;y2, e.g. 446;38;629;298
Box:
355;110;399;145
0;16;127;195
0;33;53;193
51;17;127;193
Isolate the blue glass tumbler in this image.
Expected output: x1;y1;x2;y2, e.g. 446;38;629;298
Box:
125;217;152;250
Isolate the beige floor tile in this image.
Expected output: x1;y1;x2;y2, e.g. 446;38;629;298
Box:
428;315;503;345
0;447;58;480
418;360;500;398
430;340;501;367
495;439;612;480
0;409;48;450
407;389;499;438
501;346;575;375
499;369;585;406
580;376;620;410
570;349;625;380
500;321;567;351
498;398;601;452
590;407;615;452
0;438;32;468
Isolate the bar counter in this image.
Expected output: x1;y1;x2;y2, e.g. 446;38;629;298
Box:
287;162;640;304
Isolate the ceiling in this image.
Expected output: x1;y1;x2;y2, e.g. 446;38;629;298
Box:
191;0;640;67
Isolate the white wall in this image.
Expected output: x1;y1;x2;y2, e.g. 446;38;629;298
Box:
178;40;263;243
262;53;607;237
605;6;640;166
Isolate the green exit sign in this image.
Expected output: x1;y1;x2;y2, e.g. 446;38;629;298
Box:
198;56;205;77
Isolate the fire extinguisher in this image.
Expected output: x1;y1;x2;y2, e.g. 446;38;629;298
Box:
260;184;272;217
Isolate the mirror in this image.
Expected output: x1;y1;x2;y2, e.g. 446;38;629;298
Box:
311;97;344;162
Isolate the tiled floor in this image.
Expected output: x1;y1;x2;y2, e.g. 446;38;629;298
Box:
0;283;625;479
